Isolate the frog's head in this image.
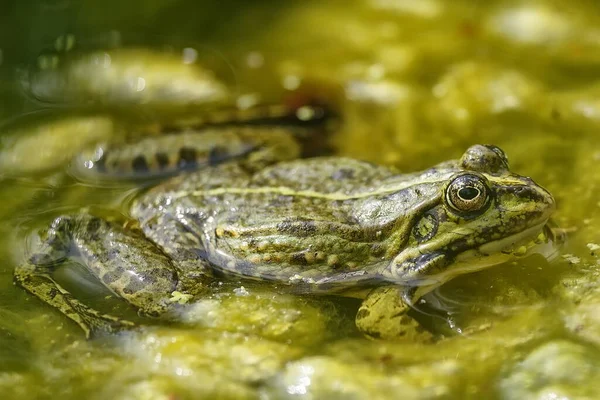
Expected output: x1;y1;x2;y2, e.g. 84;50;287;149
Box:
389;144;556;290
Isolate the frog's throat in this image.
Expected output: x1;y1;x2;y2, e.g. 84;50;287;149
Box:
402;221;557;300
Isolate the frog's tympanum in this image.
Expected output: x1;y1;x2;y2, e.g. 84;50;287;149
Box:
13;112;556;340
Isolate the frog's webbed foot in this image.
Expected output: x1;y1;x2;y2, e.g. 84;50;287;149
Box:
14;214;181;338
355;286;435;343
14;262;135;338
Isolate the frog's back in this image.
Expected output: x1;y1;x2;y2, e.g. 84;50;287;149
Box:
249;157;397;194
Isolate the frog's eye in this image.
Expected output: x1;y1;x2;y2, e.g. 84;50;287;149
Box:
445;173;491;216
460;144;509;175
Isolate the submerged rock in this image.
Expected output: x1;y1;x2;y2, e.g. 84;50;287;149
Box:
498;340;600;400
261;355;464;400
180;285;348;347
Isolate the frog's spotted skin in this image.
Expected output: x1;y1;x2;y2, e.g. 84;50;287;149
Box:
133;149;552;287
14;137;556;340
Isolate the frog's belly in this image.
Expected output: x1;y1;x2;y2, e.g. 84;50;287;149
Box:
200;224;387;293
198;205;385;285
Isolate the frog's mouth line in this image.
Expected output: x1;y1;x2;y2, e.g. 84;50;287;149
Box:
410;221;561;297
476;222;559;261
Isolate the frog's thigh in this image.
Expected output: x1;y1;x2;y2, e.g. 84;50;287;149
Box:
137;213;213;297
75;215;179;317
355;286;433;342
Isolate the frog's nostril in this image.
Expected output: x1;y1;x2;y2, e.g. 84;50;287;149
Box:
516;185;537;196
513;186;528;195
511;184;555;209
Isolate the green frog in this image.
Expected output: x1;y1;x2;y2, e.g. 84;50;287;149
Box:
13;116;557;340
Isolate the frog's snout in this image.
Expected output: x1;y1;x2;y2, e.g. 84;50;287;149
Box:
502;179;556;225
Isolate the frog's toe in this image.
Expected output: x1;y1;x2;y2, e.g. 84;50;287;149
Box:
355;286;434;342
68;304;137;339
86;317;137;339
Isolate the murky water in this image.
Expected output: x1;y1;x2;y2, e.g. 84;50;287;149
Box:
2;0;600;398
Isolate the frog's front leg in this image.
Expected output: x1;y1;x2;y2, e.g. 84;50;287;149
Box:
14;214;182;337
355;286;434;342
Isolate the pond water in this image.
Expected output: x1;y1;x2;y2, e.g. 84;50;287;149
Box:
2;0;600;398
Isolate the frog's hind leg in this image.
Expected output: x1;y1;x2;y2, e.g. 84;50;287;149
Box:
79;126;302;180
76;103;334;180
14;214;181;338
14;261;133;338
134;212;214;298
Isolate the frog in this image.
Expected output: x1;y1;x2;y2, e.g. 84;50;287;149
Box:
13;113;557;340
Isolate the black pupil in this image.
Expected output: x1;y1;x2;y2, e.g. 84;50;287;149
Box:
458;187;479;201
